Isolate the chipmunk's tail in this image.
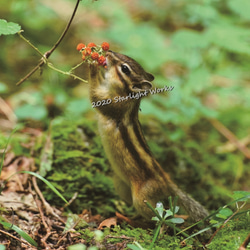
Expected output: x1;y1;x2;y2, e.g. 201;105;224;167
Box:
168;182;209;222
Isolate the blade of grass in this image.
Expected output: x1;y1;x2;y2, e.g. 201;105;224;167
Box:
21;170;69;204
7;170;68;204
0;220;38;247
177;194;250;237
150;223;161;249
184;223;220;241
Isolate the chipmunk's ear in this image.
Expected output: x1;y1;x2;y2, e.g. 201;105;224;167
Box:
132;80;152;91
146;72;154;81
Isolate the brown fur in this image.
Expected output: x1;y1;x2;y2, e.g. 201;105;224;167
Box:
88;51;209;222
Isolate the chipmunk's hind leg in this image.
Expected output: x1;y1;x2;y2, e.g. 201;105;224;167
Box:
113;174;132;205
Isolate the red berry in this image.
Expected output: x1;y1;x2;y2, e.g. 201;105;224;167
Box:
101;42;110;51
91;52;99;60
85;47;92;55
77;43;85;51
87;42;96;48
82;54;86;61
98;55;106;65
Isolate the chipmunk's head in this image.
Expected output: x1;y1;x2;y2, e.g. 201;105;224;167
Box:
104;51;154;94
89;51;154;120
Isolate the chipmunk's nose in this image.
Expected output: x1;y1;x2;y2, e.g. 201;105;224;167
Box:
104;51;113;68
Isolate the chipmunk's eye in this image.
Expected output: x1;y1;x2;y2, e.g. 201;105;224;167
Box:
121;64;131;75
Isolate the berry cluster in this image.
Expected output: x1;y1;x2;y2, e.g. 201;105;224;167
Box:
76;42;110;66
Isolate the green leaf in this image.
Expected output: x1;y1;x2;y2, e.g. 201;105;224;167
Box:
0;245;6;250
127;242;146;250
68;244;87;250
88;247;99;250
210;219;220;225
66;99;90;116
232;191;250;202
163;210;173;219
0;19;21;36
173;206;180;214
126;245;141;250
15;104;47;120
167;217;184;224
186;4;218;26
0;220;37;247
185;67;211;94
206;25;250;55
172;29;210;49
228;0;250;21
155;202;164;217
0;83;8;93
216;208;233;219
152;216;160;222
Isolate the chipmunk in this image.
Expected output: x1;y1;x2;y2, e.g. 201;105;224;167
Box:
88;50;209;222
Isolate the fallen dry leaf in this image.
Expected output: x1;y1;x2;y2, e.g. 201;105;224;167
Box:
98;217;118;230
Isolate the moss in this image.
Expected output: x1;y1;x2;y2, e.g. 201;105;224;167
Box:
79;226;199;249
40;117;118;215
76;213;250;249
207;216;250;250
140;116;249;212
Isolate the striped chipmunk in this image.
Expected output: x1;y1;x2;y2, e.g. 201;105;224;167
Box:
88;50;209;223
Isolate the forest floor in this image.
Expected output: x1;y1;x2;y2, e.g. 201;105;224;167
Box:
0;111;249;250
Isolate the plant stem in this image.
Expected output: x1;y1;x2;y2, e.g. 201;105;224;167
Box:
144;200;162;221
18;31;45;58
150;224;161;249
45;0;81;58
47;63;88;83
70;61;84;72
16;0;81;85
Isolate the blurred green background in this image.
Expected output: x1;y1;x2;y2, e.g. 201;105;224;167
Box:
1;0;250;125
0;0;250;212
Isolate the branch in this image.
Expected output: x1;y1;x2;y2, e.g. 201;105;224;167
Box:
45;0;81;58
209;118;250;159
16;0;81;86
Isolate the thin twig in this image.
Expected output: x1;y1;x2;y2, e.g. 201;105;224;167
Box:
32;176;65;224
31;177;51;249
63;192;78;208
209;118;250;159
32;181;49;231
18;31;45;58
16;61;44;86
16;0;81;86
47;63;87;83
45;0;81;58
